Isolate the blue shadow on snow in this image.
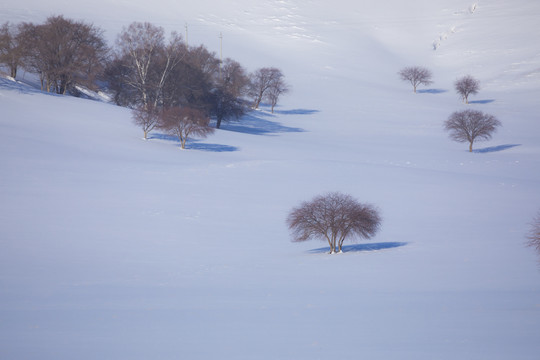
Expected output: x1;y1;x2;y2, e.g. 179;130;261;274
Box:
417;88;447;94
469;99;495;104
473;144;521;153
149;133;238;152
308;241;408;254
220;111;305;136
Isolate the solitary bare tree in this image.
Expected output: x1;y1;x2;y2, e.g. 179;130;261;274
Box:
398;66;433;93
527;211;540;260
287;192;381;254
158;107;214;149
444;109;501;152
455;75;480;104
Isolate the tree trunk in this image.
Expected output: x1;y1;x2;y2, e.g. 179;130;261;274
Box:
469;141;473;152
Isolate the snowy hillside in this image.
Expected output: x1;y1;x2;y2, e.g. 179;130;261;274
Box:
1;1;540;359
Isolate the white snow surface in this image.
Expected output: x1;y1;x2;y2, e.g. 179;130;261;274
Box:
1;1;540;359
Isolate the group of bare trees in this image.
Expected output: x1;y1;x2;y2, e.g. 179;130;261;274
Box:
398;66;480;103
399;66;501;152
0;16;108;94
1;16;290;147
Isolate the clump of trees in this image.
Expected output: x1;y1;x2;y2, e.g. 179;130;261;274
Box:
0;16;108;94
455;75;480;104
248;67;289;112
444;109;501;152
398;66;433;93
0;22;25;78
0;17;291;142
287;192;382;254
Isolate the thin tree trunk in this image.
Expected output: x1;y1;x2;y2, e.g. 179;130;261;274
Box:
469;141;473;152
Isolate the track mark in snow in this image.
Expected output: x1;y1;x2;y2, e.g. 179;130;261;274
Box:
433;3;477;50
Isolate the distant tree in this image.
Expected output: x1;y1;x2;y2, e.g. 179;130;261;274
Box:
527;211;540;261
158;107;214;149
287;192;382;254
398;66;433;93
455;75;480;104
131;104;160;140
248;67;285;109
0;22;26;78
444;109;501;152
265;76;289;113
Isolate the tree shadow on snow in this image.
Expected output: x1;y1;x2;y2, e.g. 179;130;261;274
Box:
469;99;495;104
473;144;521;153
0;76;59;96
274;109;320;115
308;241;408;254
221;111;305;136
417;89;447;94
148;133;238;152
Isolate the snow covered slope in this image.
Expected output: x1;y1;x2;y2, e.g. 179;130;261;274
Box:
1;1;540;359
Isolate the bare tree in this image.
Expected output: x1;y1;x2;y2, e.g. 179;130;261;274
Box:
0;22;26;78
444;109;501;152
455;75;480;104
527;211;540;256
287;192;381;254
18;16;108;94
212;58;249;128
131;104;160;140
114;22;185;109
158;107;214;149
398;66;433;93
265;76;289;113
248;67;284;109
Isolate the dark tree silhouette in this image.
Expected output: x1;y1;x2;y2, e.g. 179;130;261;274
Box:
444;109;501;152
158;107;214;149
455;75;480;104
211;58;249;128
287;192;381;254
398;66;433;93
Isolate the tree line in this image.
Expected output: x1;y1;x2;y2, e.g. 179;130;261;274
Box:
0;16;290;144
